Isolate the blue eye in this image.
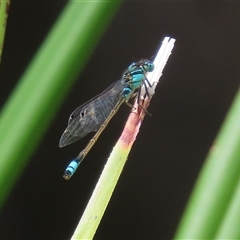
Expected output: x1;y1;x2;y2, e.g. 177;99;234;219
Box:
144;62;154;72
128;60;154;73
148;62;154;72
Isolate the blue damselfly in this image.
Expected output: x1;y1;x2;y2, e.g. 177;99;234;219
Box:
60;59;154;180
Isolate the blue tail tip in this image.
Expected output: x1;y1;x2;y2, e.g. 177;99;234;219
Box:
63;170;72;180
63;158;81;180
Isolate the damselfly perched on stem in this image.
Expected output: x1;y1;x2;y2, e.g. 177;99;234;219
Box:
59;59;154;180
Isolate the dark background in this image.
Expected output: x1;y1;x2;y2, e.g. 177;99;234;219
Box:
1;1;240;239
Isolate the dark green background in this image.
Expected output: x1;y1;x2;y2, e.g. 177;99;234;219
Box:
1;1;240;239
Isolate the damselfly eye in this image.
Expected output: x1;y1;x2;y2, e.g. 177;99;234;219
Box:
143;62;154;72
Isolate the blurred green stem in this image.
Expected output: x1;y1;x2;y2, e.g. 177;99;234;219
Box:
0;1;121;208
215;175;240;239
0;0;10;62
174;89;240;239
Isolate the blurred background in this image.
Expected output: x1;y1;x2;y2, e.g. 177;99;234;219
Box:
1;1;240;239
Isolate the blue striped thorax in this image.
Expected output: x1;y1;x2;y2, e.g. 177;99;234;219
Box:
122;59;154;101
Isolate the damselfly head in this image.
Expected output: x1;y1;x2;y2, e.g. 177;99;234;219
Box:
128;59;154;73
143;61;154;72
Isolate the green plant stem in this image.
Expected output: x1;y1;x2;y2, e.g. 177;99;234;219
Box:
0;0;10;62
0;1;121;208
71;103;146;240
214;175;240;239
174;89;240;239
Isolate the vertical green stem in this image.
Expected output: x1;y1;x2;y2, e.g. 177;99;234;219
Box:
0;0;10;62
0;1;121;208
71;107;145;239
214;175;240;239
174;89;240;239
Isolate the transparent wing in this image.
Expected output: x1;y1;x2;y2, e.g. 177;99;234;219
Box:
59;79;126;147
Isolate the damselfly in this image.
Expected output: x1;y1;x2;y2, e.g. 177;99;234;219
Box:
59;59;154;180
